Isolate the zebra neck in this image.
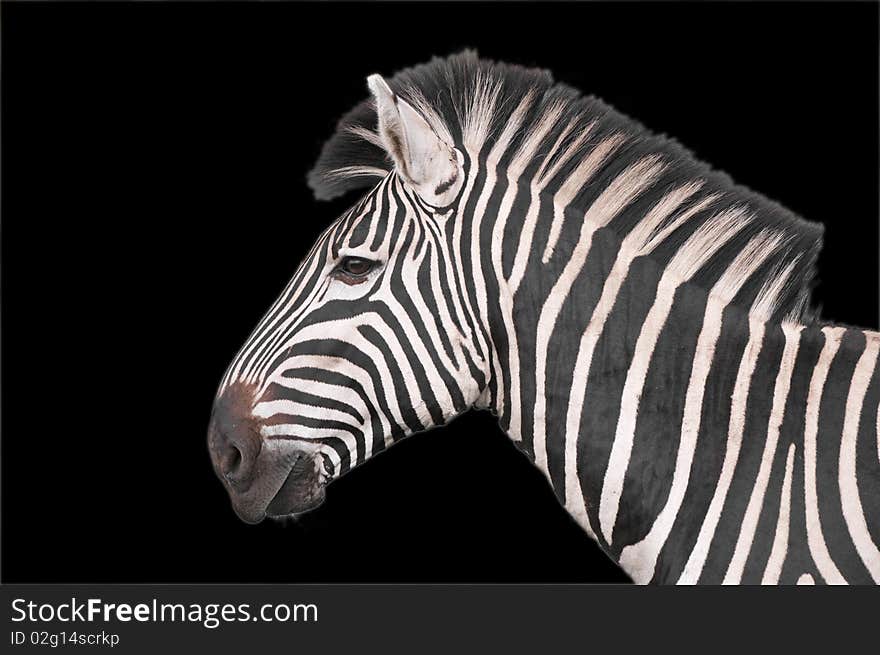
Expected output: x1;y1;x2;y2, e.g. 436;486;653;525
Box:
482;197;880;582
490;236;760;556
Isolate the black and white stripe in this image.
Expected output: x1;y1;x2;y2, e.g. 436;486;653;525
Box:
220;170;488;478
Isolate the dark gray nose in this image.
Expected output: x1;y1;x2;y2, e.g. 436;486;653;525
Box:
207;383;262;489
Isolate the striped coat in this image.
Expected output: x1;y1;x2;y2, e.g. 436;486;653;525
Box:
208;52;879;584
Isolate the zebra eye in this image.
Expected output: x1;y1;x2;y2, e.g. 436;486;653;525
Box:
334;256;376;282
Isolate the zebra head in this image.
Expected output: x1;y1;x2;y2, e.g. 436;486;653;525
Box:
207;74;487;523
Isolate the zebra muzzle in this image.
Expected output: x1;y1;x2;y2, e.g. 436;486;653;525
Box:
264;451;327;518
218;442;328;524
208;382;329;523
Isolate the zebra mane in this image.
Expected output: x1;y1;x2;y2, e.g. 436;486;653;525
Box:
308;51;824;323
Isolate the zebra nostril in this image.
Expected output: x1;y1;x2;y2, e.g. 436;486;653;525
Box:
216;425;262;487
221;442;243;479
208;382;266;494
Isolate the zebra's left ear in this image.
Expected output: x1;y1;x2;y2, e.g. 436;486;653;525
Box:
367;74;463;206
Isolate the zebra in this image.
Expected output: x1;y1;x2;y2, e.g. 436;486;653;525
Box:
207;52;880;585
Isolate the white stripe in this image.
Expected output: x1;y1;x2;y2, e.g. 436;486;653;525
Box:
447;144;490;382
468;159;501;407
252;400;362;428
491;177;521;438
761;443;797;584
838;333;880;582
797;573;815;585
363;175;385;250
427;230;472;374
803;326;847;585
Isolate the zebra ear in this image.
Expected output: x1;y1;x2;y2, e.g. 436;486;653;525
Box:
367;74;462;205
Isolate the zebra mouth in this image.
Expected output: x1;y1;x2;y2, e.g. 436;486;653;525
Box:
264;452;332;519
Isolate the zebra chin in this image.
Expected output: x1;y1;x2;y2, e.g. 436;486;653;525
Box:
207;382;332;524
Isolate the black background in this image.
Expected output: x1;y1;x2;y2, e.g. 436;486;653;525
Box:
2;2;877;584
